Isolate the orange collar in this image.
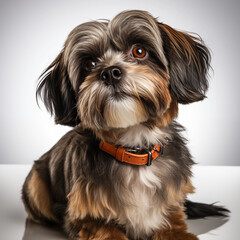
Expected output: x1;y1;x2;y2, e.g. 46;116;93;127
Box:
99;141;162;166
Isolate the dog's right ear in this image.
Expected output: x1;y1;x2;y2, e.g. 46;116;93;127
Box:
37;50;79;127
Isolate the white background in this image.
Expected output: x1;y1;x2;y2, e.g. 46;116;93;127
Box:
0;0;239;165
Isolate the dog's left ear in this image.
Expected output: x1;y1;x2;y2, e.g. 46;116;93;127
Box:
158;23;211;104
37;51;79;127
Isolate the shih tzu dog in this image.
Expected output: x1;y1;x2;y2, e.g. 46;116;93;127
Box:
22;10;229;240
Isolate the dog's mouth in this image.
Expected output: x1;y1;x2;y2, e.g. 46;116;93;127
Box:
107;85;125;99
103;94;149;128
77;80;149;130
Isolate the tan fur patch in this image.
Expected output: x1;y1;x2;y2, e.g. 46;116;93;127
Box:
67;177;118;221
182;178;195;195
28;170;57;221
166;177;195;208
127;65;171;110
152;207;198;240
78;221;128;240
158;100;178;127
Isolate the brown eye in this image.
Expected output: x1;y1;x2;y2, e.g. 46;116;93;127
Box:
84;59;96;71
132;46;147;59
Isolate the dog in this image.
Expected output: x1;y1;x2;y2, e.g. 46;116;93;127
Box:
22;10;229;240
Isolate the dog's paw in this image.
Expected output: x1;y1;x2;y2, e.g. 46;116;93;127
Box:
78;221;128;240
152;230;198;240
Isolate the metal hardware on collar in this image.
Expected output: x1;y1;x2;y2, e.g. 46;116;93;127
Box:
153;143;164;155
153;147;160;154
147;151;153;166
125;147;142;154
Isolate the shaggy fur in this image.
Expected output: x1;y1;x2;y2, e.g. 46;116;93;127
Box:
22;10;228;240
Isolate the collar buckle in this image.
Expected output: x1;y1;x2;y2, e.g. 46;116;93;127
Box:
147;151;153;166
125;147;142;154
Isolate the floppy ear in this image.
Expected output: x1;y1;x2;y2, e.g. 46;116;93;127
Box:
158;23;211;104
37;51;79;127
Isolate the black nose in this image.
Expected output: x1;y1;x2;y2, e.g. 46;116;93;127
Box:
100;66;122;85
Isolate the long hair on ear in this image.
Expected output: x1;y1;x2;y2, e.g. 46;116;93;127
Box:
36;51;79;127
158;23;211;104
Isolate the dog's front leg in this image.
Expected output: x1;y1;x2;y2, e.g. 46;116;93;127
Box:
64;178;128;240
64;216;128;240
151;207;198;240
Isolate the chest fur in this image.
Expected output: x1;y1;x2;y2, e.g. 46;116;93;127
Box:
114;165;169;239
67;162;178;239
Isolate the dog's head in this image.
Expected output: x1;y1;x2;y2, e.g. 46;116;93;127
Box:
37;10;210;131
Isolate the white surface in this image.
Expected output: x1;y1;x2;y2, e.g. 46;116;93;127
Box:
1;0;240;165
0;165;238;240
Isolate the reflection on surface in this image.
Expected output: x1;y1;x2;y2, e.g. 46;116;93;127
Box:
22;219;67;240
22;216;229;239
187;216;229;236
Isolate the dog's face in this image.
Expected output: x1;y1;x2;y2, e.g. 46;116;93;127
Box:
37;10;210;131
